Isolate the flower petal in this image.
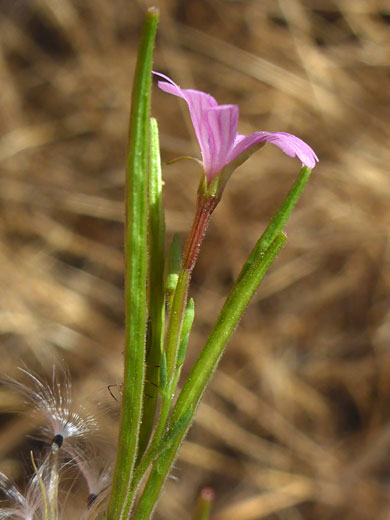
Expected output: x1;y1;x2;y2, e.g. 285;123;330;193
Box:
203;105;239;180
230;131;319;169
153;72;218;168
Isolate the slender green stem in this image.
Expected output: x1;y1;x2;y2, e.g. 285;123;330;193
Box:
133;233;287;519
164;269;190;384
107;8;159;520
124;391;171;508
192;487;214;520
170;167;314;424
158;195;217;410
132;165;313;516
172;233;287;422
165;193;217;386
165;233;182;310
128;197;216;503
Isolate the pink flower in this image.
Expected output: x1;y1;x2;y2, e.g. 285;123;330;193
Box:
154;72;318;186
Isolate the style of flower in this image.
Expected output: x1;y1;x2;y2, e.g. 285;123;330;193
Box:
154;72;318;191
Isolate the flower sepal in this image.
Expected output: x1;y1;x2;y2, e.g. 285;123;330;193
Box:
197;171;218;200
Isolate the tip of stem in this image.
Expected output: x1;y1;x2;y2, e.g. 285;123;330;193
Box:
200;487;215;502
147;6;159;15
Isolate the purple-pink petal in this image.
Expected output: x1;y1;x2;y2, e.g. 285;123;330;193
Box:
203;105;239;177
154;72;219;174
154;72;319;181
230;131;318;169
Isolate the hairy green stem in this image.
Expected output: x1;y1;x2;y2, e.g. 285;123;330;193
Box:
133;233;287;519
129;196;216;503
192;487;214;520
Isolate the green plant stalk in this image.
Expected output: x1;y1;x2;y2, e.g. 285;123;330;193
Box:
107;8;159;520
158;166;312;438
130;406;193;499
165;194;218;388
137;269;190;475
191;487;214;520
129;198;215;501
138;117;166;459
151;195;217;446
171;166;313;424
164;269;191;385
161;196;216;398
120;399;194;512
130;301;193;493
165;233;182;310
132;166;311;519
130;290;189;497
172;233;286;423
127;395;172;509
133;233;286;519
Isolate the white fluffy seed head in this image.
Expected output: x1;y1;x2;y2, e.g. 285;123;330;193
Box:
67;446;110;495
6;367;98;451
0;467;44;520
1;368;106;519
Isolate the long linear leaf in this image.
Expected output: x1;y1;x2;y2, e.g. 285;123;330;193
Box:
107;8;159;520
138;117;166;458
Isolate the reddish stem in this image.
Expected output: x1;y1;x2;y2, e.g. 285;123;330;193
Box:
182;194;218;272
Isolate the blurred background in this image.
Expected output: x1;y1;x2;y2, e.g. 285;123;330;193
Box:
0;0;389;519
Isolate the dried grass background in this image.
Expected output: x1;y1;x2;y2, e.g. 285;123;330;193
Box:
0;0;389;519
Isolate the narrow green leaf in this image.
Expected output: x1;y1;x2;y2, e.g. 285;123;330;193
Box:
164;268;190;384
177;334;190;367
164;240;187;380
107;8;159;520
177;298;195;367
138;117;166;458
170;297;195;395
